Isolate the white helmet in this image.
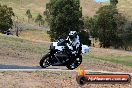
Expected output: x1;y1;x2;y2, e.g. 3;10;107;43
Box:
68;31;77;40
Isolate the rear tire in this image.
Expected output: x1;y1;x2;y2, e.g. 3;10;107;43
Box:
66;55;82;70
40;54;50;68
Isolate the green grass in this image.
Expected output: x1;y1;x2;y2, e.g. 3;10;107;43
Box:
85;54;132;67
0;33;48;54
19;29;50;42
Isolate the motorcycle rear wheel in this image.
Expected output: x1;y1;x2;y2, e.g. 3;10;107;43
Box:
66;55;82;70
40;54;50;68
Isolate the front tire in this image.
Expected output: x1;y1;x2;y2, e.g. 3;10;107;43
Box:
40;54;50;68
66;55;82;70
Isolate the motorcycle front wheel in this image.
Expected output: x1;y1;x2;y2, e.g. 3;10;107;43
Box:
40;54;50;68
66;55;82;70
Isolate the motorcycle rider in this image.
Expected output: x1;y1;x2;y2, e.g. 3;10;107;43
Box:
65;31;82;56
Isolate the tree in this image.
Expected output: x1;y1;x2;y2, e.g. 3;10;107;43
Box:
26;9;32;23
94;2;131;49
110;0;118;6
35;14;44;26
79;30;91;46
0;4;14;33
120;21;132;50
45;0;84;41
95;5;119;48
83;16;99;39
43;4;51;26
82;16;98;46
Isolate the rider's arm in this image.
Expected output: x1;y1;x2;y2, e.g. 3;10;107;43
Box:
65;36;70;44
74;35;80;49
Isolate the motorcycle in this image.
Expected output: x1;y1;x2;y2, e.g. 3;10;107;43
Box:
39;38;89;70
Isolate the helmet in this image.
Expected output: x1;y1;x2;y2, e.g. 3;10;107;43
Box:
68;31;77;41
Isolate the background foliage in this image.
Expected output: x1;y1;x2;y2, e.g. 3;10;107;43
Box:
0;4;14;33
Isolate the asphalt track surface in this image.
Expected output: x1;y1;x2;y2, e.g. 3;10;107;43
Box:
0;64;131;76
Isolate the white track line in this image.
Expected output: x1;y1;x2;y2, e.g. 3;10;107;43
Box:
0;69;131;76
87;70;132;76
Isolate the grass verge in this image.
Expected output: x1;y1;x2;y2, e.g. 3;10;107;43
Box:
86;54;132;67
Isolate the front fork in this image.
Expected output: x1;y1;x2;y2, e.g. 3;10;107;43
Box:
48;51;54;64
48;50;58;64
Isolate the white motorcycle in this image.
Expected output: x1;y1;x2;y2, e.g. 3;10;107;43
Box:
40;38;89;70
